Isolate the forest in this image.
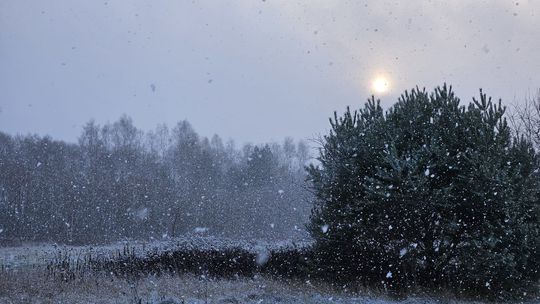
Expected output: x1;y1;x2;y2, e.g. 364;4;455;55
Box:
0;86;539;302
0;117;312;244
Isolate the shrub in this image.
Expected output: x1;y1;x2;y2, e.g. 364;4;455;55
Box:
308;85;540;299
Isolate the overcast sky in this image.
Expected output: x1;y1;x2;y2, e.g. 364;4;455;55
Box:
1;1;539;144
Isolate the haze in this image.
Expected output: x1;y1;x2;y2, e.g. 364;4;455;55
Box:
1;0;539;144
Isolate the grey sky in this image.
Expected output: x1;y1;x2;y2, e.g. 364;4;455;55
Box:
1;1;539;144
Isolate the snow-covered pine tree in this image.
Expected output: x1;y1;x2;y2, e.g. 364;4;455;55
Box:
308;85;540;298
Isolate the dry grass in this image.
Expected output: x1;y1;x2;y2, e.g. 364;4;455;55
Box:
0;269;369;304
0;242;536;303
0;268;513;304
5;268;536;304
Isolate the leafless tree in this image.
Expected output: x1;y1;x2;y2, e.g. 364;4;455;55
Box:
508;89;540;148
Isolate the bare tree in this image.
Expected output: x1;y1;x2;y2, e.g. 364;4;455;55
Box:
509;89;540;148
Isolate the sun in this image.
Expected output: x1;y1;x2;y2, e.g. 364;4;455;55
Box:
372;77;390;94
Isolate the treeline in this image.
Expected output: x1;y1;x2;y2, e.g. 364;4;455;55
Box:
0;116;312;244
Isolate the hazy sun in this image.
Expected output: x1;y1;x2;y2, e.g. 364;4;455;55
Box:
372;77;390;94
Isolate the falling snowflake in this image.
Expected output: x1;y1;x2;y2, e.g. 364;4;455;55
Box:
256;248;270;266
321;224;329;233
194;227;209;233
135;207;149;220
399;248;408;257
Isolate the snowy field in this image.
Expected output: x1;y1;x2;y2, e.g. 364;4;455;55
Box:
0;271;490;304
0;238;531;303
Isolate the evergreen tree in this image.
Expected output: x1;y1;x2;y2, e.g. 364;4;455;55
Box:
308;85;540;298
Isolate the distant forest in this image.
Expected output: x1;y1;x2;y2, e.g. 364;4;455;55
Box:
0;116;312;244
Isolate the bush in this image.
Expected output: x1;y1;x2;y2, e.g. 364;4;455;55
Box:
307;85;540;299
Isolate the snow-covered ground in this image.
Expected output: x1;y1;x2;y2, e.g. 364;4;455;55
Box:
0;271;489;304
0;238;530;304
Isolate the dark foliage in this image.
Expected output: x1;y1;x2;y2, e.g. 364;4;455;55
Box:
44;243;312;283
307;85;540;300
